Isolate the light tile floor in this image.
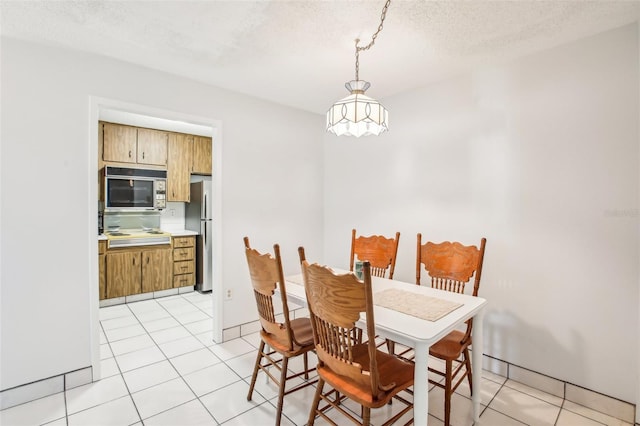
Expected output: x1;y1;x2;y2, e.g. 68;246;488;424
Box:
1;292;633;426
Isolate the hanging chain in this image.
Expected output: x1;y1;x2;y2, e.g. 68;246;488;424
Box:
355;0;392;81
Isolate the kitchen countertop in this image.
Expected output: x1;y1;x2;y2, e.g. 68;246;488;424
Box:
98;229;198;239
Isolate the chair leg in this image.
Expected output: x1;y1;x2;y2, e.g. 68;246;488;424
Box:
275;356;289;426
463;348;473;396
247;340;265;401
303;352;309;380
308;378;324;426
362;406;371;425
444;359;453;426
386;339;395;355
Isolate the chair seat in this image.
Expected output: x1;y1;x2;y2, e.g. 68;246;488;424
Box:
261;317;314;355
429;330;469;361
318;344;415;408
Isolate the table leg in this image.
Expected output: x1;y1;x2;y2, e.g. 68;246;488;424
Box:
472;308;486;421
413;341;429;425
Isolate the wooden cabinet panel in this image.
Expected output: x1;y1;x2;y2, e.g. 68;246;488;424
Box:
103;123;137;163
106;251;141;298
167;133;192;202
141;248;172;293
137;128;168;166
192;136;212;175
99;240;107;300
173;236;194;248
173;260;195;275
173;236;196;288
173;273;195;288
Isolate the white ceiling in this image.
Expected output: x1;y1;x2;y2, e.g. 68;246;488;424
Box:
2;0;639;115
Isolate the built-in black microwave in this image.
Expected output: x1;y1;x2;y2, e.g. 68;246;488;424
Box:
104;166;167;211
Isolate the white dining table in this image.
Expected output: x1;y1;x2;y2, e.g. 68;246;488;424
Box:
284;271;487;425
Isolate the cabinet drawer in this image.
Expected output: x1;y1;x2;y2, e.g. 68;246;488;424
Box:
173;273;195;288
173;236;194;248
173;246;194;261
174;260;195;275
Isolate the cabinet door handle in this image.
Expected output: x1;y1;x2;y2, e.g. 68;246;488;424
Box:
128;150;132;158
132;258;136;265
142;152;145;159
146;257;150;264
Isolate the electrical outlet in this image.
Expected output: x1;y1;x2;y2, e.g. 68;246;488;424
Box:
225;289;232;300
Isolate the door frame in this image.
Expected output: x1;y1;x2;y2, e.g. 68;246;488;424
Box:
88;96;224;379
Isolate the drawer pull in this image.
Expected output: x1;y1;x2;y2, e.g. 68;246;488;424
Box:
181;266;187;271
180;253;187;256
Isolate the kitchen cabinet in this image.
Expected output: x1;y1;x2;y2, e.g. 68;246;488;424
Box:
102;122;137;164
101;122;168;167
173;236;195;288
192;136;212;175
106;251;142;299
141;248;173;293
99;241;106;300
104;246;172;299
137;128;168;166
167;133;193;202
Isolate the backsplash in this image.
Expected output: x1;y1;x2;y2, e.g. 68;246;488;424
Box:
160;202;186;231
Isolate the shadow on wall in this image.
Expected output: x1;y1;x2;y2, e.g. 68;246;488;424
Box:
484;309;585;390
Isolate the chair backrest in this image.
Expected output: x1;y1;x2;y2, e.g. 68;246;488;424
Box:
299;247;384;397
416;234;487;297
244;237;295;351
350;229;400;279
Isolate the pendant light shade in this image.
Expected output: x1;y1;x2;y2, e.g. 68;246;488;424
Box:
326;80;389;137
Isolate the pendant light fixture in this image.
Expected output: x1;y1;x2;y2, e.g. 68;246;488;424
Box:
326;0;392;137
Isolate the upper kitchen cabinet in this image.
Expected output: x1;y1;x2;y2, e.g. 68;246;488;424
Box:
192;136;212;175
167;133;193;202
102;122;137;164
101;122;168;167
137;128;168;166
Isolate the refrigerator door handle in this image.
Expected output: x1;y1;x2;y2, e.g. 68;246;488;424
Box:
203;192;208;220
203;221;206;246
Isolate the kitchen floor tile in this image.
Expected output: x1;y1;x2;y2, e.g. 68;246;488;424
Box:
0;392;66;426
100;343;113;360
199;380;266;423
562;400;634;425
104;323;147;342
158;335;205;358
143;399;217;425
224;351;259;379
173;309;210;324
65;374;129;415
115;345;166;372
99;304;132;321
209;338;255;361
134;308;171;323
149;325;192;344
100;314;140;331
184;318;214;335
131;378;196;420
478;407;528;425
127;299;163;313
109;333;156;356
141;316;180;333
122;360;179;393
556;408;606;426
169;348;221;376
194;330;218;347
67;395;140;426
99;357;121;379
182;363;241;397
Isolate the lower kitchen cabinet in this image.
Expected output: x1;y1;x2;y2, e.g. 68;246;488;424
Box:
104;246;172;299
106;251;142;299
142;248;173;293
99;241;106;300
173;236;195;288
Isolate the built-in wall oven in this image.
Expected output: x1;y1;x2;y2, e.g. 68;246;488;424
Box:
104;166;167;211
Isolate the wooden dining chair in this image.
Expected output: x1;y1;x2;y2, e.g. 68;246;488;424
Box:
243;237;317;426
415;234;486;426
350;229;400;279
299;247;414;426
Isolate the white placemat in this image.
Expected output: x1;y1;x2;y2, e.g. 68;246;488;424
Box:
374;288;463;321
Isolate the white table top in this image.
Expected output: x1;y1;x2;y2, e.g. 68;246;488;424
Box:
285;271;486;348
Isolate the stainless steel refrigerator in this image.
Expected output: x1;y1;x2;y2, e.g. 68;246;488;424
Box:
185;179;212;292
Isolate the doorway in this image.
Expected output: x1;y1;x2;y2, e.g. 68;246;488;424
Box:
89;97;223;380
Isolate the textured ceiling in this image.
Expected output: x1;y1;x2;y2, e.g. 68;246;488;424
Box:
2;1;639;114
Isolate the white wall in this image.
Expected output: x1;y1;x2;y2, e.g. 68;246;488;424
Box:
0;37;324;391
323;23;639;403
